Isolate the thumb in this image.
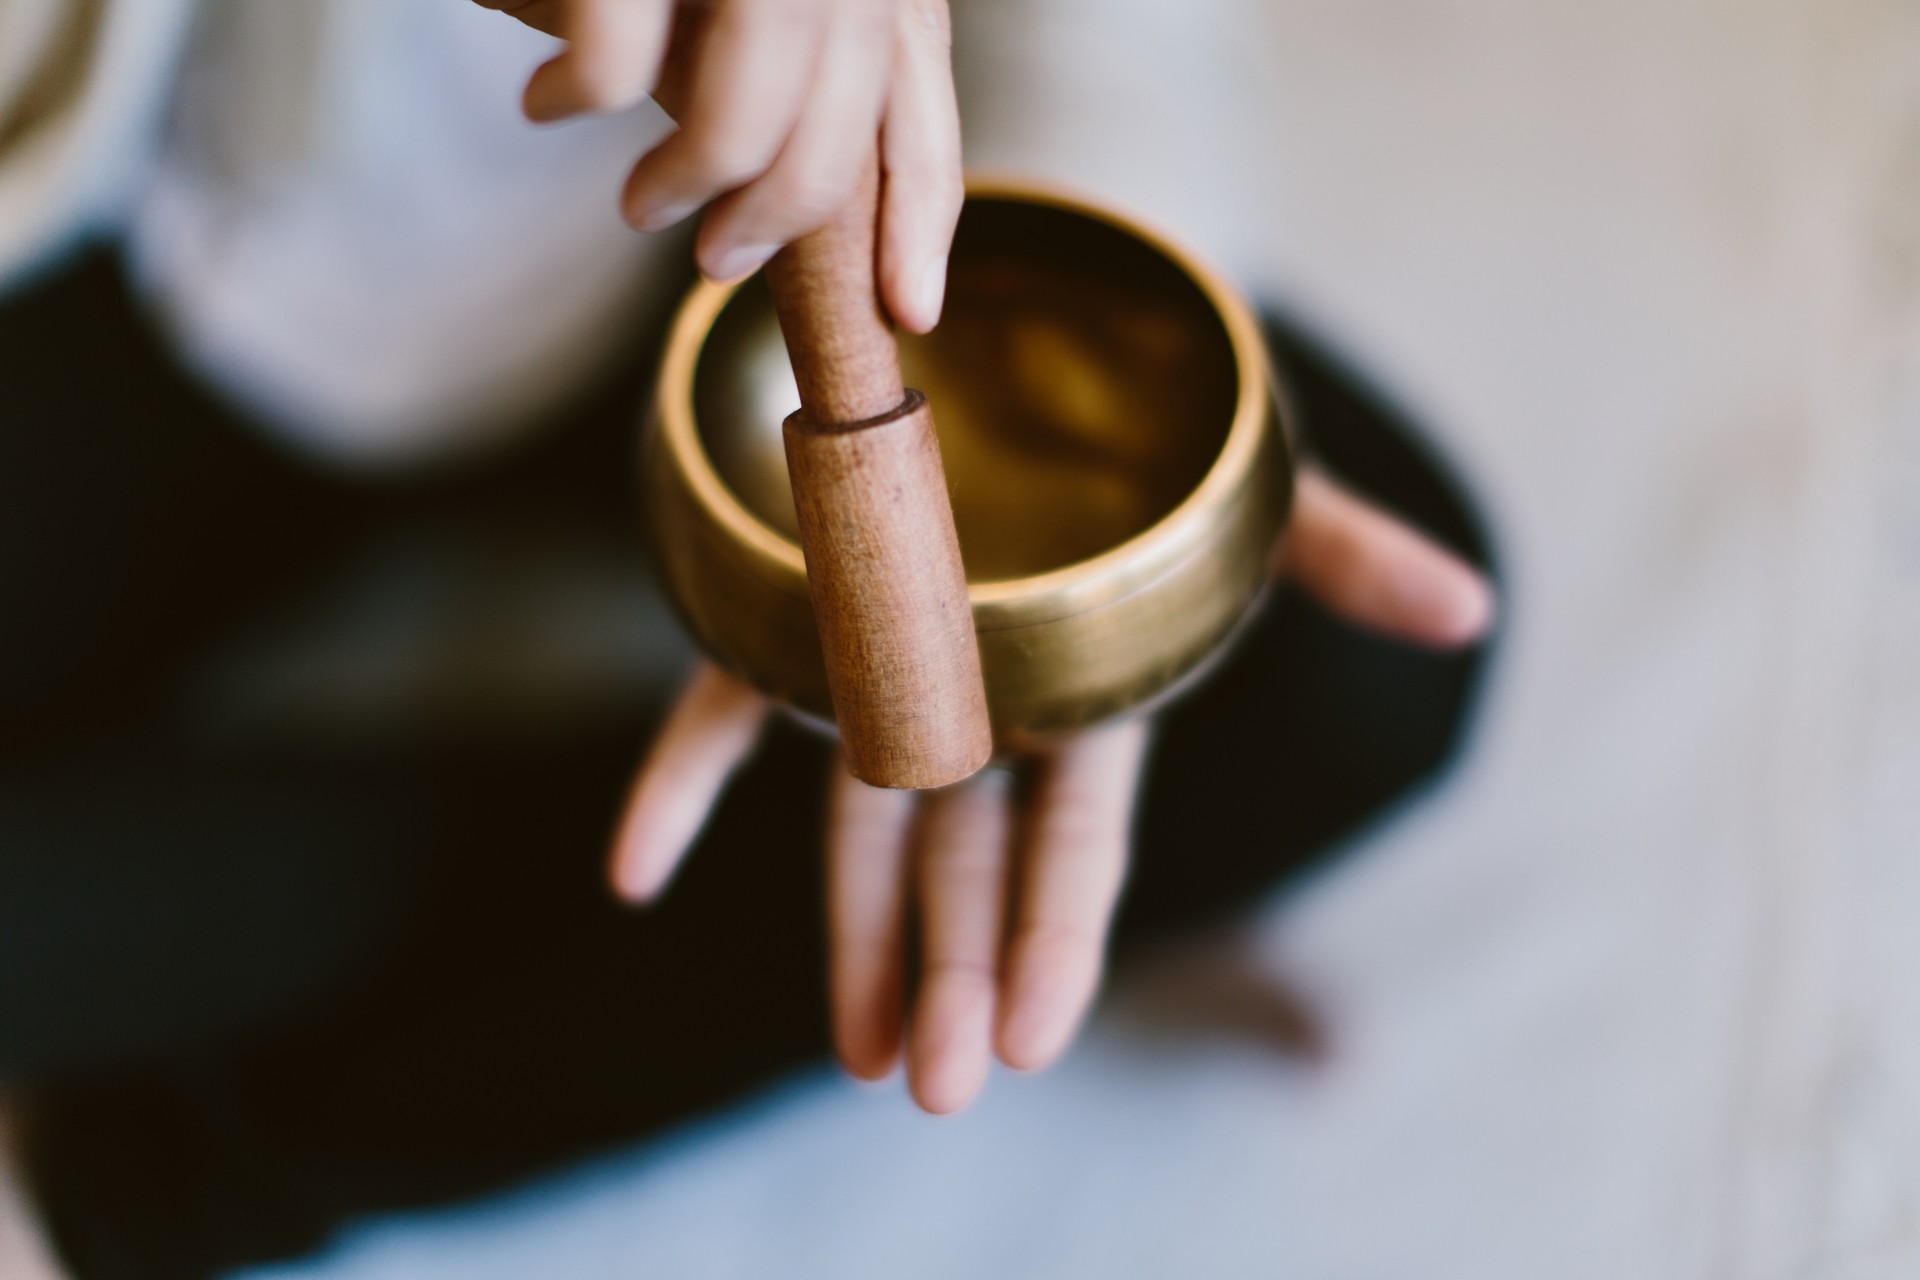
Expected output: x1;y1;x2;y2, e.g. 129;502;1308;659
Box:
1276;469;1496;649
608;661;770;903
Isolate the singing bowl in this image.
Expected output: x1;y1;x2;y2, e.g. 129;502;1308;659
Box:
641;181;1295;748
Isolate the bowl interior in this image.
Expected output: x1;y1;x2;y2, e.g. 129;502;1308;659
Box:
691;195;1241;583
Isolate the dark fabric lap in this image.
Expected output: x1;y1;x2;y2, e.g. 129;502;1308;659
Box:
0;249;1493;1280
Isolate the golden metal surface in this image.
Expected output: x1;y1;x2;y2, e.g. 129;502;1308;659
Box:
642;180;1294;746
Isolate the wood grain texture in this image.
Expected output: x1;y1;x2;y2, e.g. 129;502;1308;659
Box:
765;153;991;789
763;157;905;424
785;393;991;788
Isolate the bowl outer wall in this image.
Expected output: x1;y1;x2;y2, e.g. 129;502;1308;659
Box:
640;180;1296;745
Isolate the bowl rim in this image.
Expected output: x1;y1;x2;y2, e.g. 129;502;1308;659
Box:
653;174;1275;630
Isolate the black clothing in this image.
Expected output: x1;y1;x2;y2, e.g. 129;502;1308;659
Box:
0;249;1493;1280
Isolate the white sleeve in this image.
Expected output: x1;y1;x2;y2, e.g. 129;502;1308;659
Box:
127;0;684;469
0;0;195;292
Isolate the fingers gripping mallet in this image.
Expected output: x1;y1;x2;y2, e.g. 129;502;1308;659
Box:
763;154;993;789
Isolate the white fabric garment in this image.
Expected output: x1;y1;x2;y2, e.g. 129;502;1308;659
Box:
0;0;194;290
128;0;683;465
231;3;1920;1279
0;0;683;465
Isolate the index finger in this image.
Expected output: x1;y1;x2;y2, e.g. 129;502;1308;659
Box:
877;0;962;332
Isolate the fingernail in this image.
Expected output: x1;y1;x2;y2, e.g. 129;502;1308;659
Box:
835;1027;900;1083
999;1000;1049;1070
522;70;574;125
999;973;1072;1071
630;200;698;233
704;242;779;282
916;256;948;329
610;854;659;904
1445;577;1498;643
1413;570;1497;648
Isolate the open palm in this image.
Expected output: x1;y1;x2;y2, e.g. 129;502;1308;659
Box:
608;468;1495;1113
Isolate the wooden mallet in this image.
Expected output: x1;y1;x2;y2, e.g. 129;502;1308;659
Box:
759;153;993;790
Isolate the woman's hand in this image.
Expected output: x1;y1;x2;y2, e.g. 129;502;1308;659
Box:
608;469;1496;1114
477;0;962;333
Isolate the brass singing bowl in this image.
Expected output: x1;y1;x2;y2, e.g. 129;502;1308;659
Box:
641;181;1295;749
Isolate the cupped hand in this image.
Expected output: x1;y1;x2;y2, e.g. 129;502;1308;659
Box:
477;0;961;333
608;469;1496;1113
